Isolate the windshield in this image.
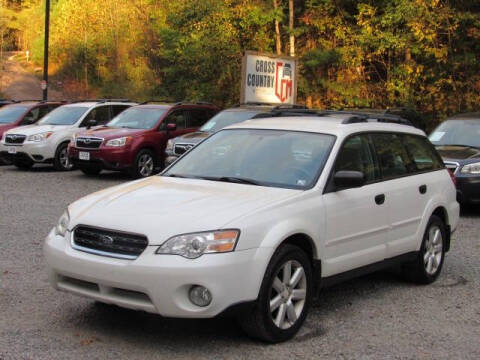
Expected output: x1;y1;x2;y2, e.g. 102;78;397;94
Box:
108;108;166;129
39;106;88;126
164;129;335;189
0;106;29;124
200;111;260;133
429;120;480;148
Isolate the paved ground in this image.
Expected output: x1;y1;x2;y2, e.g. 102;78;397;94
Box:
0;164;479;359
0;52;63;101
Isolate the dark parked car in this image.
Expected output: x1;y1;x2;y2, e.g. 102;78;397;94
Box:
69;101;218;178
165;103;276;166
429;113;480;205
0;99;15;108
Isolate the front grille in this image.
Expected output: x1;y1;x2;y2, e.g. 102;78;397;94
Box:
72;225;148;259
174;143;194;155
76;137;103;149
5;134;26;144
444;161;459;174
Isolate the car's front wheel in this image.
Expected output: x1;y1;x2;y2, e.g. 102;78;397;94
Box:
238;244;313;343
54;143;74;171
130;149;156;178
402;215;446;284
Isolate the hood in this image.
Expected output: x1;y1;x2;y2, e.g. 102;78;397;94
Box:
68;176;299;245
436;145;480;161
4;124;69;136
76;126;148;140
173;131;209;145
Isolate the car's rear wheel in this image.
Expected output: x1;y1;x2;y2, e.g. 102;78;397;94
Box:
54;143;74;171
130;149;156;178
238;244;313;343
402;215;446;284
13;159;33;170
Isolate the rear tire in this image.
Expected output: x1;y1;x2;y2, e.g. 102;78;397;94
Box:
13;159;33;170
237;244;313;343
54;143;74;171
402;215;446;284
129;149;156;178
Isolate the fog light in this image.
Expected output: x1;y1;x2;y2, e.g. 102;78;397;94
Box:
189;285;212;307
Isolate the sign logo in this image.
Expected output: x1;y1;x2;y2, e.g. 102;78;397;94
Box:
275;62;293;103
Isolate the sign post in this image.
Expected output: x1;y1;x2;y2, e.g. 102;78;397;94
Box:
42;0;50;101
241;51;298;105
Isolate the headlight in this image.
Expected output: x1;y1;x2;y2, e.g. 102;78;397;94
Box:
71;134;77;143
460;162;480;175
105;136;131;147
166;139;174;151
28;132;53;142
55;210;70;237
156;230;239;259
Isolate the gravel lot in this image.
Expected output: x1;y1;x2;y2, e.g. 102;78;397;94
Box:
0;164;479;360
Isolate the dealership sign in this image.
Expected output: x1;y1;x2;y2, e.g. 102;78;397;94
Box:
241;51;298;105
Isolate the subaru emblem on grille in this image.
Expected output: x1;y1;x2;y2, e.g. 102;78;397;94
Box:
84;138;91;144
100;235;114;245
11;135;17;140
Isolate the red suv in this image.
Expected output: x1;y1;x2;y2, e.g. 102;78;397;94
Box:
69;102;218;177
0;100;64;164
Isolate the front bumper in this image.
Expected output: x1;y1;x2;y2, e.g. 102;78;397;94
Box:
69;146;133;171
0;141;55;163
44;229;270;318
456;175;480;204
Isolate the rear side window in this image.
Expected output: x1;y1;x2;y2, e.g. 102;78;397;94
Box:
372;133;414;179
189;109;212;127
403;135;444;172
335;134;380;182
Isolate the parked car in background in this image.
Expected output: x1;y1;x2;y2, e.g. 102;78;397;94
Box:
0;99;15;108
165;103;273;166
69;101;218;178
0;100;65;164
45;111;458;343
429;113;480;205
0;100;135;170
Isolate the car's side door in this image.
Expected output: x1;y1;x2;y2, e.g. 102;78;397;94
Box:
322;133;390;277
370;133;422;258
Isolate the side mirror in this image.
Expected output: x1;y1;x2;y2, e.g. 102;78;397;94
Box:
334;170;365;190
166;123;177;131
86;119;97;129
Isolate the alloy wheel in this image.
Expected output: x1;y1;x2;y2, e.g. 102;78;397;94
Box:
138;154;154;177
60;147;73;170
269;260;307;330
424;224;443;275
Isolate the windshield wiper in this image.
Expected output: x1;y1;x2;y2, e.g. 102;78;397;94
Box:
205;176;261;185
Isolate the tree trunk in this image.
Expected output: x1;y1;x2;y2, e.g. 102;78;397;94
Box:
288;0;294;57
273;0;282;55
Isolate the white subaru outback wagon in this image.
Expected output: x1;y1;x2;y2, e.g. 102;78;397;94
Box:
0;100;135;171
44;111;459;342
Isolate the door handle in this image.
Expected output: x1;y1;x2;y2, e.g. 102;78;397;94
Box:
375;194;385;205
419;184;427;194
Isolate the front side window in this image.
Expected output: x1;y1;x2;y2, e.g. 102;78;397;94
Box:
335;134;379;182
84;106;111;125
108;108;166;129
403;135;444;172
20;108;40;125
372;133;414;179
165;111;186;129
164;129;335;189
0;106;29;124
39;106;89;126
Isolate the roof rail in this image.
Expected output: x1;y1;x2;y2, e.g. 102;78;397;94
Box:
232;102;274;107
71;99;133;103
139;99;175;105
272;104;308;110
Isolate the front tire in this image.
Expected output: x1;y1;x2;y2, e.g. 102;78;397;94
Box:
402;215;446;284
129;149;156;178
238;244;313;343
53;143;74;171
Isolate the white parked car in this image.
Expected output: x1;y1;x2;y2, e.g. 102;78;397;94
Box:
44;112;459;342
0;100;135;170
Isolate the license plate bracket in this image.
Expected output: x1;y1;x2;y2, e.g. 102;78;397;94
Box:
79;151;90;161
8;147;17;154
